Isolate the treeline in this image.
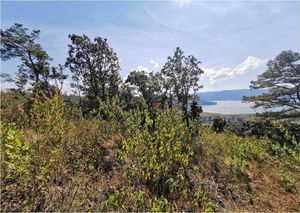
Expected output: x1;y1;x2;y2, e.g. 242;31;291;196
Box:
1;23;204;126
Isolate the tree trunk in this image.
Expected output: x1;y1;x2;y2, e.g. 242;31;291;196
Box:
182;94;189;126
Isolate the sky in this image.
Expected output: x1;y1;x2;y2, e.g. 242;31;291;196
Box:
1;0;300;92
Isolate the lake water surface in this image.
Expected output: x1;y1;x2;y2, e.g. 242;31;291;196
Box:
202;101;264;114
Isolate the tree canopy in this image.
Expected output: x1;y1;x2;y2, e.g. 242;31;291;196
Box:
65;34;121;112
1;23;66;93
243;50;300;119
162;47;204;125
125;70;161;108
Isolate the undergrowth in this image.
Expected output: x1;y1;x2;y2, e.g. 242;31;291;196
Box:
1;92;299;211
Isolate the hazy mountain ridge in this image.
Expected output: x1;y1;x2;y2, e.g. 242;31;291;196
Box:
198;89;266;103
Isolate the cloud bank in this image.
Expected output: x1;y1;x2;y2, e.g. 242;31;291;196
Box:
203;56;265;84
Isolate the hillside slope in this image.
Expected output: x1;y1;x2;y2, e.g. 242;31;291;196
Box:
1;92;299;212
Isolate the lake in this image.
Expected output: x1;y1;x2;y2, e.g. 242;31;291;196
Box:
202;100;264;114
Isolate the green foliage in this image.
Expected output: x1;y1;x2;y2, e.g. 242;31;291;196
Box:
228;136;269;185
1;122;31;180
98;96;126;122
162;47;204;124
193;184;217;212
189;100;203;121
63;119;117;174
149;196;174;212
0;90;26;125
65;34;121;113
272;121;300;163
243;50;300;119
100;187;146;212
100;187;176;212
0;123;33;211
100;108;217;211
1;89;300;211
1;23;67;93
277;168;296;193
125;70;162;108
120;109;195;196
200;127;270;184
29;93;65;144
1;93;67;211
212;117;226;133
1;25;300;211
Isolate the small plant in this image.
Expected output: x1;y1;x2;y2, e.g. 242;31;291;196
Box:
0;122;32;211
193;184;217;212
277;168;296;193
1;122;31;179
30;92;65;144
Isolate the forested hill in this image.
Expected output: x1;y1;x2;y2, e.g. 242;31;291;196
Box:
198;89;266;101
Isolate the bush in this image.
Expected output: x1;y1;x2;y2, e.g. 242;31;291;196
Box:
121;109;195;196
212;117;226;133
0;122;31;211
101;108;216;211
0;90;26;126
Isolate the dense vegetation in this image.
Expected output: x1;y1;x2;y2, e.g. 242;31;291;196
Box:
1;23;300;212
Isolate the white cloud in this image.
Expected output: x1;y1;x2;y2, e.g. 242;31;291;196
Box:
135;65;151;73
203;56;265;84
150;60;160;69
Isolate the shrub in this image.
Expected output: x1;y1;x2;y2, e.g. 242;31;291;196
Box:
0;122;31;211
212;117;226;133
101;108;216;211
0;91;26;126
120;109;195;196
1;122;31;181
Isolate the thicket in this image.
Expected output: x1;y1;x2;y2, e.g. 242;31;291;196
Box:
1;90;300;211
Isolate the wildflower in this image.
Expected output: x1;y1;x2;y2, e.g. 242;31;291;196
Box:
154;102;161;107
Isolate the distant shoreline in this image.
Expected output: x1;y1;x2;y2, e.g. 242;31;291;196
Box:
201;112;253;117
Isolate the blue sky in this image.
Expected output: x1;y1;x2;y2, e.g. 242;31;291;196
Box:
1;0;300;92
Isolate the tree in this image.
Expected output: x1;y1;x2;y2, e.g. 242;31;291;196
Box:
125;70;161;109
0;73;14;83
212;117;226;133
125;69;164;128
161;47;204;125
119;82;141;111
154;72;173;109
65;34;121;113
1;23;66;94
190;100;203;121
243;50;300;119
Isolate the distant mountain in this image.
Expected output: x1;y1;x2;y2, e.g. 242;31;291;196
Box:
198;89;266;102
64;88;266;106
